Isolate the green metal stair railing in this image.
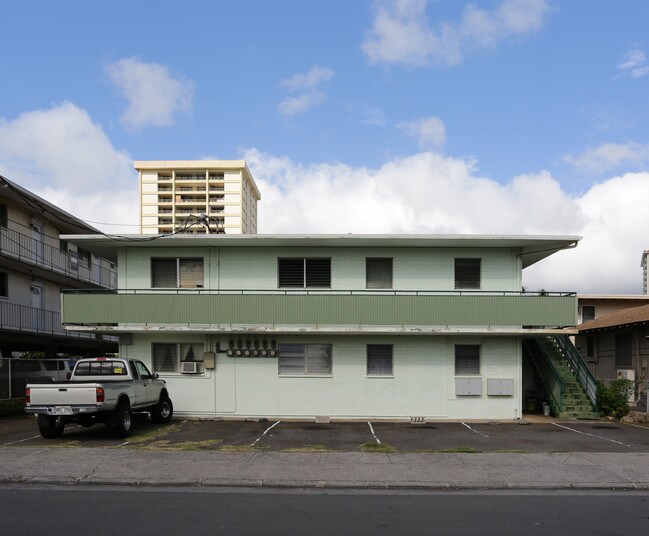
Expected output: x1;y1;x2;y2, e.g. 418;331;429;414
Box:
524;338;564;416
554;335;598;408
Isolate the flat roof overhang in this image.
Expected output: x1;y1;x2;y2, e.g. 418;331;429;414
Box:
60;233;581;268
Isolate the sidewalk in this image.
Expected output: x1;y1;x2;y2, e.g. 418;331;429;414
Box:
2;447;649;490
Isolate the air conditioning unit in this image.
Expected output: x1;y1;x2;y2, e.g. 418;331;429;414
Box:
618;369;635;381
181;361;204;374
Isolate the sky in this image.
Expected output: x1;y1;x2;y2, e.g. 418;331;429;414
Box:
1;0;648;294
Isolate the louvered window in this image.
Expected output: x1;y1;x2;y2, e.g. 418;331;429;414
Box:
454;258;481;289
278;343;332;375
615;333;632;368
151;258;204;288
366;258;393;289
455;345;480;376
367;344;393;376
152;342;204;373
278;258;331;288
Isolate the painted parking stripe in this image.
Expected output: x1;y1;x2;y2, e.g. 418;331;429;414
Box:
552;422;632;447
461;422;489;438
367;421;381;444
250;420;281;446
2;434;41;446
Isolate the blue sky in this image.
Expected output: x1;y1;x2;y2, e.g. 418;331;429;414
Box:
1;1;649;293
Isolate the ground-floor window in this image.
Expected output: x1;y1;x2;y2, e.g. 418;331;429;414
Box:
455;344;480;375
279;343;332;375
367;344;393;376
152;342;204;373
614;333;632;368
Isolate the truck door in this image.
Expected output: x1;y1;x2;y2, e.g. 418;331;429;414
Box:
128;360;144;407
134;361;158;405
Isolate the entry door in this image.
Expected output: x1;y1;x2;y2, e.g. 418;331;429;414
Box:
31;285;43;332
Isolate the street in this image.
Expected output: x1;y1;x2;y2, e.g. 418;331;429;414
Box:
2;485;648;535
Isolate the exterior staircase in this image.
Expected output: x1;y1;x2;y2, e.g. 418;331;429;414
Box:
524;336;599;419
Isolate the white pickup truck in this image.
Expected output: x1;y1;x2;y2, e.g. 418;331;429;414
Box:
25;357;173;439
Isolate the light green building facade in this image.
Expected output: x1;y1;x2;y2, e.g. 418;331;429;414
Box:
60;234;579;421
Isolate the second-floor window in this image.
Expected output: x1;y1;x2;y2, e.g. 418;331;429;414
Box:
151;258;204;288
0;271;8;298
454;258;481;289
0;204;7;227
366;258;393;289
278;258;331;288
581;305;596;323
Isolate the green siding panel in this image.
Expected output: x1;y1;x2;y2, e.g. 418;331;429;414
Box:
62;292;576;327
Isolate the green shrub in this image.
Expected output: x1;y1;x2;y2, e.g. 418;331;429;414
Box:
0;399;25;418
597;379;634;420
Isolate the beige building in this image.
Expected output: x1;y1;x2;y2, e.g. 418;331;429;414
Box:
136;160;261;235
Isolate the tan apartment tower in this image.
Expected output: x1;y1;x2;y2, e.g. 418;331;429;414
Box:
642;250;648;295
136;160;261;235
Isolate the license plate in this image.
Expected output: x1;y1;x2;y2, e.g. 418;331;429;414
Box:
48;406;73;415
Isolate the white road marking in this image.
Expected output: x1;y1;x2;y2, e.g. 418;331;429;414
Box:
250;420;281;446
552;422;632;447
367;421;381;444
2;434;41;446
461;422;489;438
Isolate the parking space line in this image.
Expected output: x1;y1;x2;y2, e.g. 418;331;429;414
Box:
367;421;381;444
552;422;633;447
250;420;281;446
2;434;41;446
461;422;489;438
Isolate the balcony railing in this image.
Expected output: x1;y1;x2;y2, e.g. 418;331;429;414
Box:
0;301;116;340
0;226;117;289
61;289;577;330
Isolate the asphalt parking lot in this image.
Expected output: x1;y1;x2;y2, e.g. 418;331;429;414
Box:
2;413;649;453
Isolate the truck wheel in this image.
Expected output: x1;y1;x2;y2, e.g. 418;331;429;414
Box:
150;396;174;424
37;415;65;439
112;401;133;438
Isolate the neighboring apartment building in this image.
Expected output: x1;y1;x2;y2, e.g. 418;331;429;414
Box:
60;233;583;421
137;160;261;235
577;294;649;325
0;174;118;359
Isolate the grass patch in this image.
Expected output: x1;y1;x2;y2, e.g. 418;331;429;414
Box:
433;447;482;454
359;442;397;453
494;449;529;454
139;439;224;451
0;399;25;418
126;422;183;445
283;444;333;453
217;444;270;452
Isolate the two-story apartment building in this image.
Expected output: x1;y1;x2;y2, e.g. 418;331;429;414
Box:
59;233;583;421
0;174;118;360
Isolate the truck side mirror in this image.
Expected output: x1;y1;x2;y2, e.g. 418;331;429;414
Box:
152;373;159;380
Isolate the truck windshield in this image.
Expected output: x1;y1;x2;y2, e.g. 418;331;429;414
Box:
74;361;128;376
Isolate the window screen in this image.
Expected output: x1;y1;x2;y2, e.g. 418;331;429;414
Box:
367;344;393;375
151;258;204;288
615;333;632;368
278;343;332;375
454;258;481;289
0;271;7;298
366;258;393;289
582;306;596;322
278;258;331;288
152;342;204;373
455;345;480;375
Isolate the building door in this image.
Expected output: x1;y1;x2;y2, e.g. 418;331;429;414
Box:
31;285;43;332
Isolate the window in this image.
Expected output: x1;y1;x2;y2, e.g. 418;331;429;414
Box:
367;344;393;376
152;343;204;373
279;343;332;375
586;336;595;360
278;258;331;288
0;271;7;298
135;361;153;380
0;204;7;227
77;248;91;269
454;258;481;289
455;345;480;375
615;333;632;368
151;258;204;288
366;258;393;289
74;361;128;376
582;305;596;323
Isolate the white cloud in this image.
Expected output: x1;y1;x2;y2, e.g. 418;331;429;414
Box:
246;148;647;294
278;65;334;117
398;116;446;148
0;102;139;232
105;57;193;129
615;48;649;79
563;142;649;174
362;0;552;66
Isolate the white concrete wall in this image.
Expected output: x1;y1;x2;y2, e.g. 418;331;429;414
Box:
121;334;521;420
